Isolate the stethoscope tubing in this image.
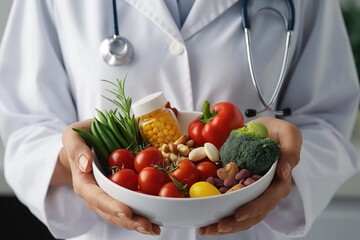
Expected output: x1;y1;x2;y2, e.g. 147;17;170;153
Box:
112;0;119;36
241;0;295;117
241;0;295;31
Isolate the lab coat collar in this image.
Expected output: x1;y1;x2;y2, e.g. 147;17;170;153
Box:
125;0;239;42
181;0;238;40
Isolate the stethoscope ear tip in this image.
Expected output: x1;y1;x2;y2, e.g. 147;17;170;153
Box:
283;107;292;116
245;109;257;118
245;107;292;118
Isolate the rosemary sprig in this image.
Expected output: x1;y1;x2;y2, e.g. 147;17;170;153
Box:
73;76;145;165
101;77;145;152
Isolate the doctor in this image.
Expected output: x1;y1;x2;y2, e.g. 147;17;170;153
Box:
0;0;359;239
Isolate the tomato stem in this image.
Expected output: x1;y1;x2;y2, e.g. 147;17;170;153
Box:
152;164;189;197
110;165;121;174
200;100;217;123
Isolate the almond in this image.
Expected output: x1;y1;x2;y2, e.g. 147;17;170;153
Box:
174;135;188;145
204;142;219;162
188;147;206;161
226;183;245;193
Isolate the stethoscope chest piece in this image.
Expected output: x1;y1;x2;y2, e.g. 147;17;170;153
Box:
100;35;133;66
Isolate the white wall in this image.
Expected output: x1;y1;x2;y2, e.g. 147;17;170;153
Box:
0;0;13;194
0;0;12;42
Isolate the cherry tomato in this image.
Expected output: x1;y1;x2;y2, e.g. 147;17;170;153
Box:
170;159;199;189
158;182;186;198
108;148;135;171
134;147;164;173
196;161;219;180
189;181;221;198
138;166;171;195
108;169;138;191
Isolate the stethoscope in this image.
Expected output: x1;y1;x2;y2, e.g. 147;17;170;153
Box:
99;0;295;117
99;0;133;66
242;0;295;117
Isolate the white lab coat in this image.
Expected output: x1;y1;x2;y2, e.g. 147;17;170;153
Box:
0;0;359;239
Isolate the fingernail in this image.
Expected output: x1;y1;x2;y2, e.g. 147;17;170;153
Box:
136;226;150;234
281;162;291;179
204;228;214;236
79;155;89;172
219;225;232;233
199;228;206;236
236;214;248;222
150;227;161;235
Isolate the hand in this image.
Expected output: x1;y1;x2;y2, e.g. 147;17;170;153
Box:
57;119;161;235
199;116;302;236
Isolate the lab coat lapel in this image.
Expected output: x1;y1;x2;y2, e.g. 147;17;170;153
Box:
124;0;183;42
181;0;239;40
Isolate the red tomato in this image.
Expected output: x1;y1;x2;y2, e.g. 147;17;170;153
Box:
108;149;135;171
158;182;186;198
138;166;171;195
196;161;219;180
170;159;199;189
134;147;164;173
108;169;138;191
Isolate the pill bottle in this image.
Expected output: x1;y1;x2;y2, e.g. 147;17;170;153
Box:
132;92;182;148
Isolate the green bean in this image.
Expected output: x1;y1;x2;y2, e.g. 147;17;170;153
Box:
99;119;123;150
95;108;108;124
107;112;129;148
94;119;118;153
72;128;109;165
91;119;111;154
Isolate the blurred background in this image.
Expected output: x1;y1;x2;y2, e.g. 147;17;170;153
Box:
0;0;359;239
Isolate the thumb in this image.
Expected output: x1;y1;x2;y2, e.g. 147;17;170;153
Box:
254;117;302;180
62;119;94;173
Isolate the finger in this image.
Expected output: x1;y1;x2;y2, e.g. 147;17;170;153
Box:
70;169;133;220
254;117;302;179
68;155;161;235
62;120;161;235
131;215;161;235
200;176;292;236
76;178;160;235
62;119;94;173
200;213;265;236
274;121;301;180
200;118;299;236
220;214;265;232
199;223;219;236
116;216;160;235
234;176;292;222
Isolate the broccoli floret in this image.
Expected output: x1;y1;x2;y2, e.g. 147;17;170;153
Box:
219;124;280;175
237;121;269;138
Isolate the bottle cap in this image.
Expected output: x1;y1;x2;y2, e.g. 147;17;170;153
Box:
132;92;167;117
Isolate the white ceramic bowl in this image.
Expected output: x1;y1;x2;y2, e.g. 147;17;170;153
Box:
92;111;277;228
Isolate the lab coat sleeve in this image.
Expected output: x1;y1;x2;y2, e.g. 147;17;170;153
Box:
261;0;360;237
0;1;97;238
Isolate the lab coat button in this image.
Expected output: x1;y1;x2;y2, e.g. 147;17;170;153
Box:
170;42;184;55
